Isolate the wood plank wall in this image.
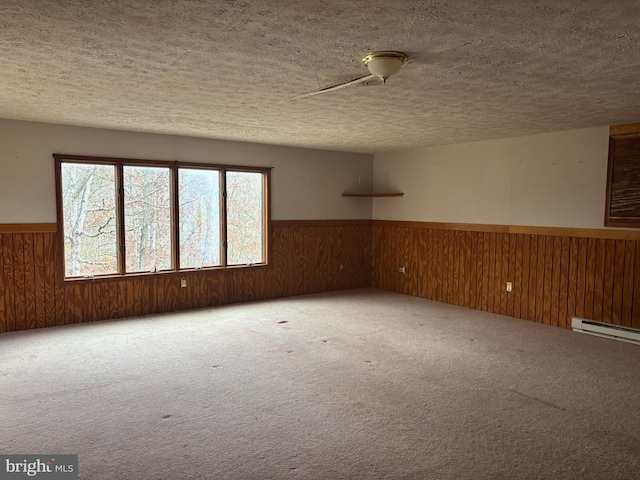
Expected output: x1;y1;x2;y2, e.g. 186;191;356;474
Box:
372;222;640;329
0;222;371;333
3;220;639;333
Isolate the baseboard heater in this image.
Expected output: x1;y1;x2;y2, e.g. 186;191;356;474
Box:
572;317;640;346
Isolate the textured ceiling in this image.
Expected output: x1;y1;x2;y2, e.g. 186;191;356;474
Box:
1;1;640;153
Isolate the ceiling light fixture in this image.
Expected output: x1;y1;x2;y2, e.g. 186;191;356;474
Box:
362;51;407;84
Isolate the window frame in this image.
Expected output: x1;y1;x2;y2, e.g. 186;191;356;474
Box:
54;154;271;283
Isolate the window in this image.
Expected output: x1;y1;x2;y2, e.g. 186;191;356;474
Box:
227;171;264;265
178;168;221;269
55;155;270;279
124;165;172;273
60;162;118;277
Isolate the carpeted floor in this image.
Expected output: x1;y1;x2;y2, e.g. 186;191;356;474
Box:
1;288;639;479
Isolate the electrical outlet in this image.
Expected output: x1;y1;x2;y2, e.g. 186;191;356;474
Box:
181;278;187;288
399;266;405;274
506;281;512;292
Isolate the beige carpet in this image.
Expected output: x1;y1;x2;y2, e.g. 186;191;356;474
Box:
1;288;639;479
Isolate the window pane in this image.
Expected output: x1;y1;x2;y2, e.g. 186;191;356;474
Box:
178;169;221;268
124;166;172;273
61;163;117;277
227;171;264;265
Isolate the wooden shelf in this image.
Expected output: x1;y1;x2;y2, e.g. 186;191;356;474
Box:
342;192;404;198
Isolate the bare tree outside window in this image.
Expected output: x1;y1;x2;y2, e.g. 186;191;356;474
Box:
57;155;269;279
227;171;263;265
124;166;172;272
61;163;117;277
179;168;221;268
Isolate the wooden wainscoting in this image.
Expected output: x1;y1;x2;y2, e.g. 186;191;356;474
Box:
0;221;372;333
3;220;638;333
372;221;640;329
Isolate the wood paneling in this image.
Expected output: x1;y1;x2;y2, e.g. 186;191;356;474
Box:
634;248;640;328
622;241;635;327
527;235;537;322
0;224;57;234
13;234;26;331
35;234;46;329
479;233;492;312
0;223;371;333
550;236;561;327
535;237;544;322
519;235;530;321
372;223;640;329
23;234;36;329
372;220;509;233
575;238;588;320
542;236;553;325
2;220;640;333
602;240;615;323
507;234;516;318
558;237;570;328
612;240;626;325
0;236;4;333
373;220;640;240
610;122;640;137
500;234;509;316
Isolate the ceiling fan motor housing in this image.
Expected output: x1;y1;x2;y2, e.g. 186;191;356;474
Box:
362;51;407;81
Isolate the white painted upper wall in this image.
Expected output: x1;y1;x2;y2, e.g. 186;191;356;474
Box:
0;119;373;223
373;126;611;229
0;120;617;228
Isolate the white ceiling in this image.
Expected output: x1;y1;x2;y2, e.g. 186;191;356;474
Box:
1;0;639;153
